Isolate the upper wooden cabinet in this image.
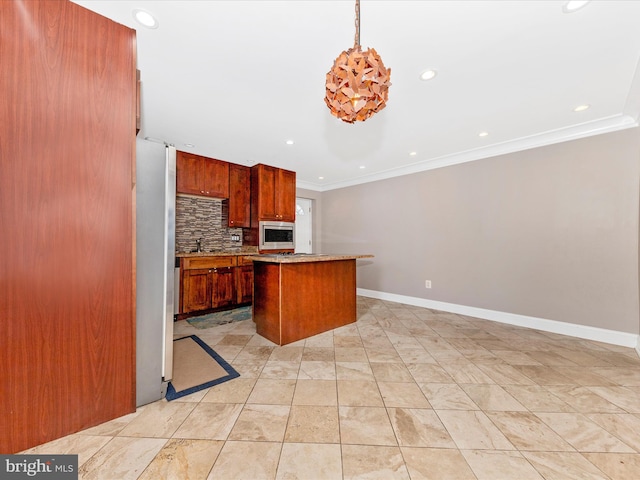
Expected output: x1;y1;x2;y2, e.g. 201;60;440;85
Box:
251;164;296;223
228;163;251;227
176;151;229;198
278;169;297;222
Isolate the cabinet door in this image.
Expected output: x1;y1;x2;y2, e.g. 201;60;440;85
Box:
211;267;235;308
183;268;212;313
236;265;253;304
277;168;297;222
176;152;204;195
228;163;250;227
203;158;229;198
256;164;278;221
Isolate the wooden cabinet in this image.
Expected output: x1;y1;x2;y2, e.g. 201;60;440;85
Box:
180;255;253;315
183;268;213;312
227;163;251;227
236;265;254;304
277;168;297;222
176;151;229;198
251;164;296;224
212;267;235;308
181;256;234;313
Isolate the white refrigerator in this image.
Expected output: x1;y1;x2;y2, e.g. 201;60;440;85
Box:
135;139;176;406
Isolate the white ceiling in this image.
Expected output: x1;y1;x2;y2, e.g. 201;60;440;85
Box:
72;0;640;191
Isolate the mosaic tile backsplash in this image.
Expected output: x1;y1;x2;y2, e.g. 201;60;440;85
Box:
175;195;244;253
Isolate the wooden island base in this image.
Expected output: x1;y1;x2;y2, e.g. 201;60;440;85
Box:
252;258;358;346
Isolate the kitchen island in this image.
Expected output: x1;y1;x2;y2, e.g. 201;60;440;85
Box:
245;254;374;345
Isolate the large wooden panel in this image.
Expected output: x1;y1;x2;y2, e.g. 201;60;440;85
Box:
0;0;136;452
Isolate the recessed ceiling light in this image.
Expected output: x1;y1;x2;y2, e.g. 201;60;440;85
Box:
133;9;158;29
573;104;590;112
184;143;195;148
318;176;324;180
478;131;489;137
286;140;294;145
562;1;590;13
359;165;366;169
409;151;417;156
420;70;437;81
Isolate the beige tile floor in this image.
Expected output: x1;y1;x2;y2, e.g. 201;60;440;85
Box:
24;297;640;479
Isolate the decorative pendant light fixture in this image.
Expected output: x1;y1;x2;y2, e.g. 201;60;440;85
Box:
325;0;391;123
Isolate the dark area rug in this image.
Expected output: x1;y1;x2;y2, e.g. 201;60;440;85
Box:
187;306;252;329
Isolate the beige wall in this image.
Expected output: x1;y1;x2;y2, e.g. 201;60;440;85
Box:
318;128;640;335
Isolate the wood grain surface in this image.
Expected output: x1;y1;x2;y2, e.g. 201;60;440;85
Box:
0;0;136;452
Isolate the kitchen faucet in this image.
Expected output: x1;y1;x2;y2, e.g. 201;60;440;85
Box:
195;238;202;253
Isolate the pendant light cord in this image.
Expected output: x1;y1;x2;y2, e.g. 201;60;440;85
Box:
354;0;360;48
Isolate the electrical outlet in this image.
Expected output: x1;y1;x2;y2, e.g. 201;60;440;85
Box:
425;280;432;289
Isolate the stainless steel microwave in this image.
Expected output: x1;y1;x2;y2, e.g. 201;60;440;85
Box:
259;221;295;250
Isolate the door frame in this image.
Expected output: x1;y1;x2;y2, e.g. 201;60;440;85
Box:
295;197;313;253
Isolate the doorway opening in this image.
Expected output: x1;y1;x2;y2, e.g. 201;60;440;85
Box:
295;197;313;253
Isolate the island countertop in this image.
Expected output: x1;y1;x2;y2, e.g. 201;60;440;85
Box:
245;253;373;263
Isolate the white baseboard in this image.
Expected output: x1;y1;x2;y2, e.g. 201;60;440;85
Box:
357;288;640;349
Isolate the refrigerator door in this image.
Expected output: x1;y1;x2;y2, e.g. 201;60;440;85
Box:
135;139;176;406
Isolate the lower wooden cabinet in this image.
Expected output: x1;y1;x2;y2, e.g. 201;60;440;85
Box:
180;256;253;315
236;265;254;304
183;268;213;312
212;267;235;309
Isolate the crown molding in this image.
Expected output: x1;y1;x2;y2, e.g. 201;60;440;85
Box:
298;115;638;192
